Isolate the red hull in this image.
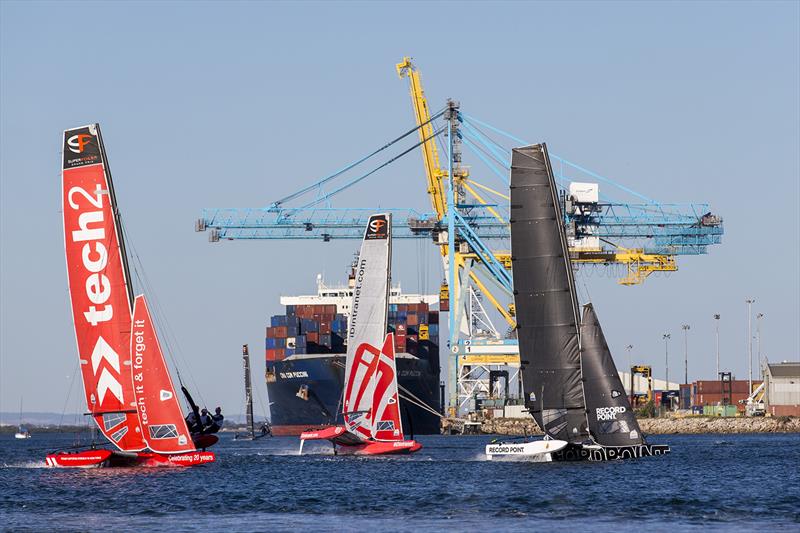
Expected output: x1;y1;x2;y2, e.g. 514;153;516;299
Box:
300;426;422;455
45;449;215;468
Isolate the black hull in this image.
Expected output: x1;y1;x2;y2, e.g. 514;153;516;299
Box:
552;443;671;462
266;353;441;435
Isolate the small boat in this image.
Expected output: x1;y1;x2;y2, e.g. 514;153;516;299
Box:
300;214;422;455
47;124;215;468
486;144;669;462
234;344;271;440
15;399;31;439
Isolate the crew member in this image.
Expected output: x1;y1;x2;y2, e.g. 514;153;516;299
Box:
205;407;224;434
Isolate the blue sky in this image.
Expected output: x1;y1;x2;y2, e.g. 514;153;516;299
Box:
1;1;798;413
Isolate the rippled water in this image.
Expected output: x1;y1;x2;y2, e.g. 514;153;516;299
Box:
1;432;798;531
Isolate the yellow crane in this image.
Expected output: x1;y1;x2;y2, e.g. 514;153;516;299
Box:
396;56;679;290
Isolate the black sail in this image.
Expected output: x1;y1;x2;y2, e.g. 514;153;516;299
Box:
510;144;588;443
580;303;644;446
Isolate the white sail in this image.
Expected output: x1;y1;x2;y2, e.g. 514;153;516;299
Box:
342;214;392;439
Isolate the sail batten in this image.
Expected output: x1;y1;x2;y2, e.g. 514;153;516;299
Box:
510;144;589;443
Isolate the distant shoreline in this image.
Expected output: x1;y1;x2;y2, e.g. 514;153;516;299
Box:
467;416;800;435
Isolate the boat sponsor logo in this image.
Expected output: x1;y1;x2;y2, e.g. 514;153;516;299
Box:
596;406;627;421
63;126;102;169
365;215;388;240
279;371;309;379
486;445;526;454
67;133;93;153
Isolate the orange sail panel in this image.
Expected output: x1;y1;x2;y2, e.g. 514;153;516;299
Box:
371;334;403;441
131;295;195;454
62;124;145;451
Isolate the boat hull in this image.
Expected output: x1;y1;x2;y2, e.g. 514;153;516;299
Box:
300;426;422;455
485;440;670;462
485;439;568;460
45;449;216;468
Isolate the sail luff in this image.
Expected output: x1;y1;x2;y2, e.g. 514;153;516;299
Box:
580;304;644;446
62;124;145;451
510;143;589;443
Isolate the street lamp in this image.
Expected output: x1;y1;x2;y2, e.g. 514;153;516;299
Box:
713;314;721;377
682;324;690;385
662;333;671;390
626;344;633;396
756;313;764;370
746;299;755;393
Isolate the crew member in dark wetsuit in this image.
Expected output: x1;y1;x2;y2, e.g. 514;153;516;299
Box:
204;407;224;434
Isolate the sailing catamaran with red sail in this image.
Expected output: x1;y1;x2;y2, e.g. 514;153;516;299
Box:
299;214;422;455
47;124;215;468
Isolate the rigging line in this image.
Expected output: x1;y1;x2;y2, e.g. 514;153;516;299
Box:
460;126;511;170
461;115;513;154
271;109;446;208
397;384;443;418
461;112;529;146
464;179;510;201
461;136;512;185
120;222;208;407
299;126;447;210
57;361;80;430
464;113;656;203
461;120;513;170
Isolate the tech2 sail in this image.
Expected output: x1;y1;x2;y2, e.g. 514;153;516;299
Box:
62;124;145;451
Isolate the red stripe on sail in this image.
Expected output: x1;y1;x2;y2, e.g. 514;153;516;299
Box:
372;334;403;441
62;125;144;451
343;342;382;440
131;295;195;454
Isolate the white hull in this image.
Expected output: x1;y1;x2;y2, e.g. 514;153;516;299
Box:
485;439;568;460
14;433;31;439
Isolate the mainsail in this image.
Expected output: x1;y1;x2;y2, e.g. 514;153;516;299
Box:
580;304;644;446
510;144;589;443
342;213;392;439
131;295;195;454
62;124;145;451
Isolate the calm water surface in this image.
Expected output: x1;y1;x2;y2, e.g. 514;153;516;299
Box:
1;432;798;531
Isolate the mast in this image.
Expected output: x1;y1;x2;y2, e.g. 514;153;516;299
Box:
243;344;255;437
95;124;135;312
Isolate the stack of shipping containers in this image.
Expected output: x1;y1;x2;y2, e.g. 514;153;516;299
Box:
266;303;439;361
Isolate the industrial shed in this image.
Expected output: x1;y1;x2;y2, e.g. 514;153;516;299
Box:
764;362;800;417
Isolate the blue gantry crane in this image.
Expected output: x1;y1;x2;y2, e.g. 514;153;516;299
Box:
196;58;723;411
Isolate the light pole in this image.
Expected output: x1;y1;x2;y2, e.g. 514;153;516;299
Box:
663;333;671;390
626;344;633;395
682;324;690;385
746;299;755;393
714;314;721;377
756;313;764;370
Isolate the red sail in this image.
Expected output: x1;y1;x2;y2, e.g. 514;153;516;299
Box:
131;295;195;453
371;333;404;441
62;124;145;451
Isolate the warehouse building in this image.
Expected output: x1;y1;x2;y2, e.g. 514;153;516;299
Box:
764;362;800;417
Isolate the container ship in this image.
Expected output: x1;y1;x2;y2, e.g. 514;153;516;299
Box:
265;268;442;436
